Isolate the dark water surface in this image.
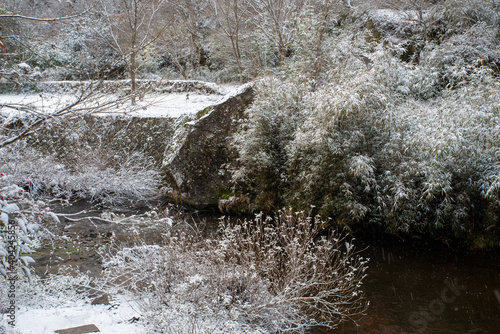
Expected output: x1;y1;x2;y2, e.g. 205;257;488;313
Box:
332;238;500;334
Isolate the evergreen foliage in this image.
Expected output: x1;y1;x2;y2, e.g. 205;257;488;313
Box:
232;1;500;247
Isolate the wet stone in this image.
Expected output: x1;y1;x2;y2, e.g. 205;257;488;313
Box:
55;324;100;334
91;293;110;305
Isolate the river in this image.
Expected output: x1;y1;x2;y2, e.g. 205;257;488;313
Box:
331;236;500;334
34;203;500;333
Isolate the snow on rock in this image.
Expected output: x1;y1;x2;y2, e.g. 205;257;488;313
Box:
99;92;224;118
0;268;266;334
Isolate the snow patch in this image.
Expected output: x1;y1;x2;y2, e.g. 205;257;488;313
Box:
98;92;223;118
0;82;244;119
3;295;145;334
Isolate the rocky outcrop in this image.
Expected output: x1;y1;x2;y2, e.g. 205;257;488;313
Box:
163;83;255;207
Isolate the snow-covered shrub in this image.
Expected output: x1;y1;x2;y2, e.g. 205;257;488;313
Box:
375;69;500;239
101;212;368;333
0;179;58;289
423;22;500;87
444;0;500;29
233;77;312;210
0;143;160;206
209;212;368;331
285;85;381;221
232;16;500;245
1;266;93;310
235;34;437;214
1;111;165;206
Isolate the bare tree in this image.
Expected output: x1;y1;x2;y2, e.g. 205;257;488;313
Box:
306;0;345;82
168;0;210;76
247;0;307;64
153;0;210;79
0;3;115;149
210;0;245;80
103;0;167;104
158;25;191;79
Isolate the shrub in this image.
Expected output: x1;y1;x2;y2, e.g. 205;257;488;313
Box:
375;69;500;239
0;143;160;206
423;22;500;84
232;17;500;246
0;181;58;285
232;77;312;210
101;212;368;333
444;0;500;29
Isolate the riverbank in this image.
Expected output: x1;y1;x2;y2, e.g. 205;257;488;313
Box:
13;200;498;333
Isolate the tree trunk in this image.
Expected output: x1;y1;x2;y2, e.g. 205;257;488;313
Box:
278;33;286;64
232;0;243;82
171;54;188;79
130;51;137;105
230;36;243;82
191;32;203;76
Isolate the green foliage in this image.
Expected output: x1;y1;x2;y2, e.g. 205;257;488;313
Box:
29;52;69;70
233;11;500;247
444;0;500;29
233;77;311;211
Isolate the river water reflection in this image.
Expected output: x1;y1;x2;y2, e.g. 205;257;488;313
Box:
330;237;500;334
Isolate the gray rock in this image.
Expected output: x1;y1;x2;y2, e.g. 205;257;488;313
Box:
218;195;251;214
91;293;110;305
163;83;255;207
55;324;100;334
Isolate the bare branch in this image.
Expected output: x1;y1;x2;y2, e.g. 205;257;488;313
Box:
0;9;91;22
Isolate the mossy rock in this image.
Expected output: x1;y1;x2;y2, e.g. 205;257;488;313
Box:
163;83;255;207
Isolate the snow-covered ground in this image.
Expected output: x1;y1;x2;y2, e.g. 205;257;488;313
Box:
3;295;146;334
1;287;267;334
0;271;148;334
0;82;240;119
0;268;267;334
99;92;224;118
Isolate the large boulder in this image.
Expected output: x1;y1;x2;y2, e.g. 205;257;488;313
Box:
163;83;255;207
